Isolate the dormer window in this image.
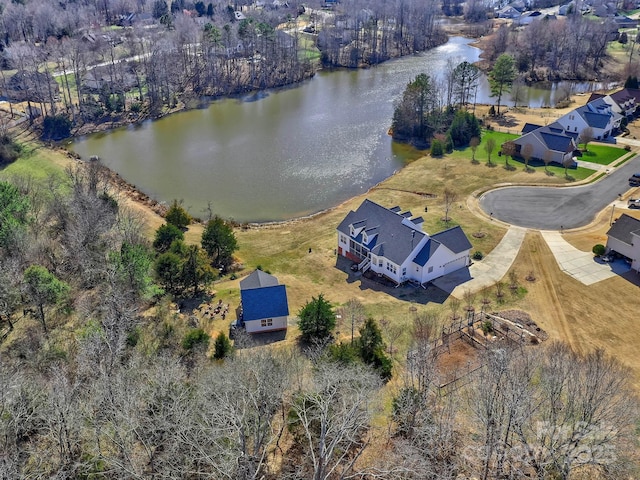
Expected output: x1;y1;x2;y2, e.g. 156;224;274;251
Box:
350;225;355;237
362;232;368;244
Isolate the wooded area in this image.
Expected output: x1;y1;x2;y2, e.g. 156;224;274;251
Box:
0;162;638;478
0;0;445;135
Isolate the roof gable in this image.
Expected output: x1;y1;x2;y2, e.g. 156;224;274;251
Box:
539;131;574;152
522;122;543;134
241;284;289;321
413;239;441;266
430;226;473;254
337;199;426;265
240;269;279;290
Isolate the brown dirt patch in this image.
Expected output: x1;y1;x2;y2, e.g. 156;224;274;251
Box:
512;230;640;388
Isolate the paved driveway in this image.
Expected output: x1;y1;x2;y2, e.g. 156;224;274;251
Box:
479;156;640;229
540;231;629;285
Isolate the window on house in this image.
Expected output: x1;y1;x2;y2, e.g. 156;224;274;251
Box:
379;259;383;267
386;262;397;274
261;318;273;327
428;266;433;273
402;267;406;276
574;126;577;132
362;233;368;244
340;235;347;244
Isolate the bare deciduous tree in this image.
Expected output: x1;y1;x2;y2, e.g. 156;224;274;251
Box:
287;362;381;480
522;143;534;172
341;298;366;345
442;188;458;225
579;126;595;152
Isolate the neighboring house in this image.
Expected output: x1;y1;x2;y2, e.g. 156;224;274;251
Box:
605;214;640;273
613;14;638;28
606;88;640;117
496;6;521;18
238;270;289;333
556;101;618;140
5;70;60;103
518;10;542;25
83;64;138;94
509;121;578;165
336;199;473;285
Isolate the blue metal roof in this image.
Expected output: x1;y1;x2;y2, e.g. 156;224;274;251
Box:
241;285;289;322
413;239;441;266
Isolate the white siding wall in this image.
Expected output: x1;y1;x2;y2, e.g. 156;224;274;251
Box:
606;237;636;259
338;232;349;255
245;315;288;333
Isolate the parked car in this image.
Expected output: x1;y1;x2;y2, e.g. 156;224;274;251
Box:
630;173;640;186
629;198;640;209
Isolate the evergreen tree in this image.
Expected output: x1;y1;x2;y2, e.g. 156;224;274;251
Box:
201;216;238;269
153;223;185;253
213;332;233;359
448;110;481;148
489;54;516;115
358;318;392;380
165;199;191;229
298;294;336;343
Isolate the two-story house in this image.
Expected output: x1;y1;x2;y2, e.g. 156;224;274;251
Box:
337;199;473;285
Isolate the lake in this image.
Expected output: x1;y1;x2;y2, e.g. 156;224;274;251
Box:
71;37;600;222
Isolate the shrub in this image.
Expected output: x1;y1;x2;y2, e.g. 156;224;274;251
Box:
182;328;210;351
41;114;72;141
0;135;22;166
625;144;631;151
213;332;232;359
472;251;484;260
481;320;493;335
328;342;360;365
445;134;454;153
430;139;444;157
592;244;606;256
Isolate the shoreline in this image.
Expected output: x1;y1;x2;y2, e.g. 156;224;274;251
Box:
64;91;605;229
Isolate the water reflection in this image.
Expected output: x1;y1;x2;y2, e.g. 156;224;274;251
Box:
71;37;602;222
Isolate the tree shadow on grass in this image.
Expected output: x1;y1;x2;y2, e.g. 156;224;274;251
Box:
503;164;517;171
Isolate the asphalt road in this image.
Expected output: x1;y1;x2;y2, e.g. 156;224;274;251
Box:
479;155;640;230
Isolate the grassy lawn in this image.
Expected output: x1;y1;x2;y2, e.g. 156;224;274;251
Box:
579;144;627;165
0;142;69;185
444;130;596;181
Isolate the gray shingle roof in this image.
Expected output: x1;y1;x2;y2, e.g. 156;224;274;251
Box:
337;199;426;265
539;131;574;153
580;109;610;129
431;226;473;254
240;269;279;290
607;214;640;245
522;122;543;134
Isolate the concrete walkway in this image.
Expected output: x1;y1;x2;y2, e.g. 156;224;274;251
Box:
433;226;527;298
540;230;629;285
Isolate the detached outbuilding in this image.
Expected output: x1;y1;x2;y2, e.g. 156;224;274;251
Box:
238;270;289;333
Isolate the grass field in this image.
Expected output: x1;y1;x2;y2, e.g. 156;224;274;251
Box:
579;144;628;165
